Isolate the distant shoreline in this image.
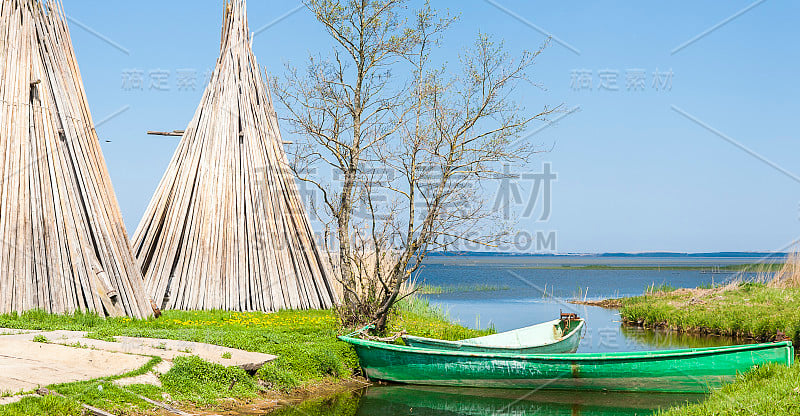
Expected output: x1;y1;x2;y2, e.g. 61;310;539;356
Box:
516;264;783;272
426;251;788;258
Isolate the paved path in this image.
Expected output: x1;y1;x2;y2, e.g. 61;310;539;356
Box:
0;329;277;395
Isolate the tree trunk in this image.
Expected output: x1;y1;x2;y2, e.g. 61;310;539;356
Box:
374;309;390;332
337;185;355;304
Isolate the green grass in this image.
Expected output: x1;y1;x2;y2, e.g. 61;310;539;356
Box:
18;355;258;414
0;304;479;415
623;282;800;415
416;284;509;295
39;357;164;414
0;308;358;393
161;356;259;405
645;283;678;294
660;363;800;415
0;396;83;416
620;283;800;341
390;296;494;340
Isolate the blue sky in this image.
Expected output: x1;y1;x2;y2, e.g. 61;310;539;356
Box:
62;0;800;253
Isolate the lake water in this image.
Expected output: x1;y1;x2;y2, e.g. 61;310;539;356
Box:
417;257;765;353
270;255;776;416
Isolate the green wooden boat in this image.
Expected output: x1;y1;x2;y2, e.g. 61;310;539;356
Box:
402;317;584;354
338;334;793;393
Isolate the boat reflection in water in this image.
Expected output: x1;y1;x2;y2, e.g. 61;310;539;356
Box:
270;385;705;416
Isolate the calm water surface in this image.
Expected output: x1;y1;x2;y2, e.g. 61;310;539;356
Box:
270;256;768;416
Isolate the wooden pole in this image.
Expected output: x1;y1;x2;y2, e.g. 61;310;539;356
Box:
147;130;185;137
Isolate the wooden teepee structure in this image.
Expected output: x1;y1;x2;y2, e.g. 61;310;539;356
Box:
0;0;154;318
132;0;337;311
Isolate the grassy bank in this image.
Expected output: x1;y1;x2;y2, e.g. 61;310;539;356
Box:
620;283;800;341
621;279;800;415
416;284;510;295
660;363;800;415
0;299;486;415
390;296;494;339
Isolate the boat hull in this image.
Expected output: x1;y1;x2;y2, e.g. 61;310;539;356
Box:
403;319;584;354
340;337;793;393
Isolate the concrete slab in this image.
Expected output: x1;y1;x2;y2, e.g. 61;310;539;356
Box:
0;329;276;370
0;329;38;336
115;337;277;370
0;339;151;394
113;361;173;387
0;394;36;405
0;329;88;341
0;329;277;396
113;372;162;387
153;360;175;374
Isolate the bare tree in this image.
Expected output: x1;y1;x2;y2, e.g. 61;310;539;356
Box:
274;0;561;331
